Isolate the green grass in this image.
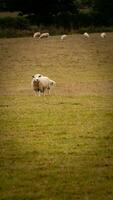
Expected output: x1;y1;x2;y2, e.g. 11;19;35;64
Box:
0;33;113;200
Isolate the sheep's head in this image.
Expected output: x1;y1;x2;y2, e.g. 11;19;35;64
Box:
32;74;43;79
50;80;56;86
32;77;40;89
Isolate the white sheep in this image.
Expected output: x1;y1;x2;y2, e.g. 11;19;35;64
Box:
100;32;106;38
39;32;49;39
83;32;90;38
33;32;41;38
31;75;56;96
61;34;67;40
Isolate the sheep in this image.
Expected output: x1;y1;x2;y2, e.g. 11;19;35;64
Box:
61;34;67;40
31;75;56;96
33;32;41;38
100;32;106;38
39;32;49;39
83;32;90;38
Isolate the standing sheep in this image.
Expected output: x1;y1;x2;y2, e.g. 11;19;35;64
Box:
31;75;56;96
33;32;41;38
39;33;49;39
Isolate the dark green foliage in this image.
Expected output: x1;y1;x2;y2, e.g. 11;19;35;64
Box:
1;0;78;15
0;16;30;29
93;0;113;17
0;0;113;28
93;0;113;26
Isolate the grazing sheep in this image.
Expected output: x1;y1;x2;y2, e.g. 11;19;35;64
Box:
83;32;90;38
31;75;56;96
39;32;49;39
33;32;41;38
61;34;67;40
100;32;106;38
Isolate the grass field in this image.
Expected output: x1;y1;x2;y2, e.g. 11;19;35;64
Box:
0;33;113;200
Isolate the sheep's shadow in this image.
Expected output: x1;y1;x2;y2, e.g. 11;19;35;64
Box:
44;102;82;106
57;102;81;105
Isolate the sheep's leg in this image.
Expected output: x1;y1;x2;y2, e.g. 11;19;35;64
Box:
34;90;38;96
40;88;45;96
38;91;41;96
37;88;41;96
47;88;50;95
42;90;45;96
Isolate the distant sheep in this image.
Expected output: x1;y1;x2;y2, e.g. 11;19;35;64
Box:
31;74;56;96
61;34;67;40
83;32;90;38
33;32;41;38
100;32;106;38
39;33;49;39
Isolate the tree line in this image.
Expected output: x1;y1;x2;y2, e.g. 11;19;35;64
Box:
0;0;113;27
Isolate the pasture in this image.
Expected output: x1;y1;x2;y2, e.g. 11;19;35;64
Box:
0;33;113;200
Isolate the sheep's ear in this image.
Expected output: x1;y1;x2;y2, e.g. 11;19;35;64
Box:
53;81;56;85
51;81;56;85
32;75;34;78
